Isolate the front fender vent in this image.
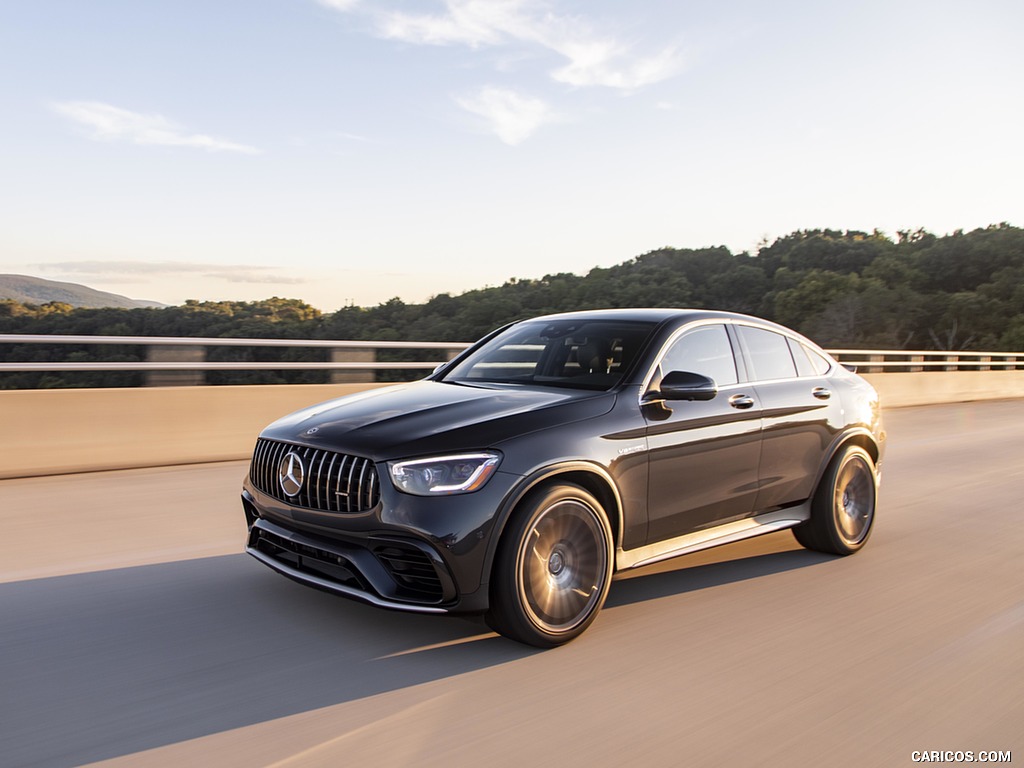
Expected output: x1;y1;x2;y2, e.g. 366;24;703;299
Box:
250;439;379;513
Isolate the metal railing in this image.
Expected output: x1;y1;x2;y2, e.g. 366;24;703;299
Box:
827;349;1021;373
0;334;1020;384
0;335;469;372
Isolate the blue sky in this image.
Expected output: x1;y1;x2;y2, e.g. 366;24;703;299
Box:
1;0;1021;311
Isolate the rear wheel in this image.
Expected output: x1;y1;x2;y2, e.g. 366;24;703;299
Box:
794;445;877;555
487;484;613;647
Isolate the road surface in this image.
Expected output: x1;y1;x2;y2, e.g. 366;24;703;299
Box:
1;400;1021;767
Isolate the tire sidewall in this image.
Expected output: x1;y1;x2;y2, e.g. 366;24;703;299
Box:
491;483;614;647
818;445;877;554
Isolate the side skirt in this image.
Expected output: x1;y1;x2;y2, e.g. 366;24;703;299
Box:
616;503;811;571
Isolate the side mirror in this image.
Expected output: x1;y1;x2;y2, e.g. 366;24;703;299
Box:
656;370;718;401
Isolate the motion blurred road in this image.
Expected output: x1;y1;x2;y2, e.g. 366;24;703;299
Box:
2;401;1022;767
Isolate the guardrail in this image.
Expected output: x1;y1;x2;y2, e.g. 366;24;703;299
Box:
0;334;1020;384
3;336;1024;477
0;334;471;386
827;349;1021;373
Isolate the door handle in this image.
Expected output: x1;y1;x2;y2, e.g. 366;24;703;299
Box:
728;394;755;409
812;387;831;400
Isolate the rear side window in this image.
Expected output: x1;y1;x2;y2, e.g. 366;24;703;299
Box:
804;345;832;375
738;326;797;381
788;338;832;376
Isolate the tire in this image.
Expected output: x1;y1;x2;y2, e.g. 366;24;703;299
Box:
486;483;614;648
793;445;877;555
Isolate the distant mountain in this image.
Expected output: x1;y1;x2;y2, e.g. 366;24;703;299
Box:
0;274;167;309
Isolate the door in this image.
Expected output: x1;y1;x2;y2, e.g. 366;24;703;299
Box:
735;325;844;510
643;323;763;543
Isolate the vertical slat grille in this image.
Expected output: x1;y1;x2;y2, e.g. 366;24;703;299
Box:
249;439;380;513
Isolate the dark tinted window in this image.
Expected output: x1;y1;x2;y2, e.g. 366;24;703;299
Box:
444;319;657;390
739;326;797;381
659;324;738;386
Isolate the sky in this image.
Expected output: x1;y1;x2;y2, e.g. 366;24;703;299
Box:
1;0;1021;312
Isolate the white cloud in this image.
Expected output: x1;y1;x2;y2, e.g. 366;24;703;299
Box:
208;271;307;285
51;101;261;154
381;0;529;48
315;1;686;143
315;0;360;10
37;261;303;284
335;131;373;142
549;40;684;89
455;86;552;145
369;0;684;90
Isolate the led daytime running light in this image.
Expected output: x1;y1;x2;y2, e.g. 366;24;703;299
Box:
389;452;502;496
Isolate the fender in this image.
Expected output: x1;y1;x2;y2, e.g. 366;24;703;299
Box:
478;460;625;590
815;427;883;491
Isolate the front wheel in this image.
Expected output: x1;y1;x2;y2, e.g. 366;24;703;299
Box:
794;445;877;555
487;484;613;647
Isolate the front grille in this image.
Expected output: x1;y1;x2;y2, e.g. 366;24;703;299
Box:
252;525;368;591
250;439;380;513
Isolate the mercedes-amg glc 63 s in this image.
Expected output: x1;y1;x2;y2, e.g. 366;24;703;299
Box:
241;309;884;647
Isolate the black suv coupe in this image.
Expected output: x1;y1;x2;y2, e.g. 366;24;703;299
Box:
241;309;884;646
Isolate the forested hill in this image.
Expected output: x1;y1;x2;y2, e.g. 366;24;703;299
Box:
2;224;1023;357
0;274;165;309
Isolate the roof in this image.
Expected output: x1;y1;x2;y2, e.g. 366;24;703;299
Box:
521;307;767;325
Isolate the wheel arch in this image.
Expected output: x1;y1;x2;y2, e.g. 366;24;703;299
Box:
816;428;881;491
482;462;624;590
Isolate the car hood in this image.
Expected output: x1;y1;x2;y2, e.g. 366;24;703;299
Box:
259;380;616;461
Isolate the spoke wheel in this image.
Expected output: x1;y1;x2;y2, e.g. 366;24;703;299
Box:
519;499;608;633
794;445;877;556
487;484;613;647
833;454;874;546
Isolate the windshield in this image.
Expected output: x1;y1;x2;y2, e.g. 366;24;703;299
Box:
441;319;658;390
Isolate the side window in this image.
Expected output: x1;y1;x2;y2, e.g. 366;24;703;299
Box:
804;344;832;375
787;337;833;377
739;326;797;381
787;338;817;377
659;324;738;386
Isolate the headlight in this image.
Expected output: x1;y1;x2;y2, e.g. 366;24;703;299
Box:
388;452;502;496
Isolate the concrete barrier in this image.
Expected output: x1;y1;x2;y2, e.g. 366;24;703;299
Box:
2;372;1023;479
0;383;392;479
861;370;1024;409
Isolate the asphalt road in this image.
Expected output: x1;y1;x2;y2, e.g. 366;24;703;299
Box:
1;400;1022;767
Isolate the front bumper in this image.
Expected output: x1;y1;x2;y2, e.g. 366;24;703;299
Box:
246;517;454;613
240;464;521;613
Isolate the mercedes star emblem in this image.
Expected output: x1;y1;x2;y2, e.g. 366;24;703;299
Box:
278;451;305;497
